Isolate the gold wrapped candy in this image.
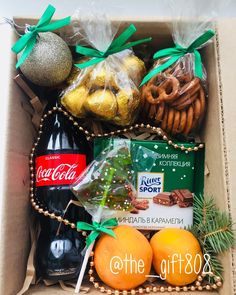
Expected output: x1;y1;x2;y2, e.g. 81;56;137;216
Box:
65;58;91;86
61;85;88;117
88;66;118;90
61;53;146;126
122;55;146;87
66;65;80;86
116;90;130;119
114;88;141;125
84;89;117;120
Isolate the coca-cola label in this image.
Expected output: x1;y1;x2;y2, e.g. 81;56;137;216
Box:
35;154;86;187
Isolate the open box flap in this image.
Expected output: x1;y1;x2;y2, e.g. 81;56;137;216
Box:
217;18;236;295
0;24;35;295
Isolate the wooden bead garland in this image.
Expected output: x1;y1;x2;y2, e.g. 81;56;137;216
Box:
27;103;226;294
88;251;223;294
30;106;204;229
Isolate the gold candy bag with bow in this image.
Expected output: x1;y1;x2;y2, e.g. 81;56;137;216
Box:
61;8;151;126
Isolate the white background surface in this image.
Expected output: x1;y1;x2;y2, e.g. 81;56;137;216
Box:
1;0;236;19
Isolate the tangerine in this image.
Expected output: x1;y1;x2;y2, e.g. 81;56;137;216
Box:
94;225;153;290
150;228;203;286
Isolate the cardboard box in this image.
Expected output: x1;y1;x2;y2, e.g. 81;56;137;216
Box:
94;138;205;230
0;17;236;295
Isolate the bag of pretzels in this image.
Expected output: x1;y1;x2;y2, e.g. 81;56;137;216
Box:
60;6;151;126
140;0;222;138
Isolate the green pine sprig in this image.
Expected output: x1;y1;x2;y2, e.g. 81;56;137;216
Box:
203;246;224;282
202;211;234;254
192;195;217;227
190;195;235;281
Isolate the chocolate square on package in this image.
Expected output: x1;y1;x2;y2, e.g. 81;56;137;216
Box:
172;189;193;207
153;192;176;206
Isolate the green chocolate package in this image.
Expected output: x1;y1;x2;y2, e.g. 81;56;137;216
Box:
94;138;205;230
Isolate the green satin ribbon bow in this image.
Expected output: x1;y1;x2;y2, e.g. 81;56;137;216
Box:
140;29;215;86
11;4;71;69
75;24;152;69
77;218;118;247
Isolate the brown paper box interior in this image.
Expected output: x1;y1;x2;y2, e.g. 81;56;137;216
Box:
0;17;235;295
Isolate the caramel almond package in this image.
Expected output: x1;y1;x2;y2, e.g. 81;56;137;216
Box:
94;138;204;230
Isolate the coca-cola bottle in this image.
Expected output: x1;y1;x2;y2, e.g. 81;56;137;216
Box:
34;95;91;280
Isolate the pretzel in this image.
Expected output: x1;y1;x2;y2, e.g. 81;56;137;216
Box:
199;87;206;115
179;78;201;96
172;110;181;135
149;104;157;119
191;88;206;131
164;60;185;77
191;98;202;130
170;78;200;110
183;106;194;135
177;73;193;85
141;66;206;136
173;92;199;111
167;108;175;132
178;110;187;133
144;76;179;104
155;103;165;123
143;100;150;117
161;107;169;130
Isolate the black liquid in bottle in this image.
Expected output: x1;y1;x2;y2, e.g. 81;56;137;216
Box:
34;96;91;280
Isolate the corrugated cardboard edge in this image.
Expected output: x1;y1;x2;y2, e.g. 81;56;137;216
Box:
0;23;35;295
0;24;15;294
217;18;236;295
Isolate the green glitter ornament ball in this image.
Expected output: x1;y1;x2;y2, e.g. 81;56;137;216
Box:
19;32;72;87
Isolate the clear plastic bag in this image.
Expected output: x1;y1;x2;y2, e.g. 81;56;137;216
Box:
71;139;156;221
141;0;226;137
61;7;149;126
